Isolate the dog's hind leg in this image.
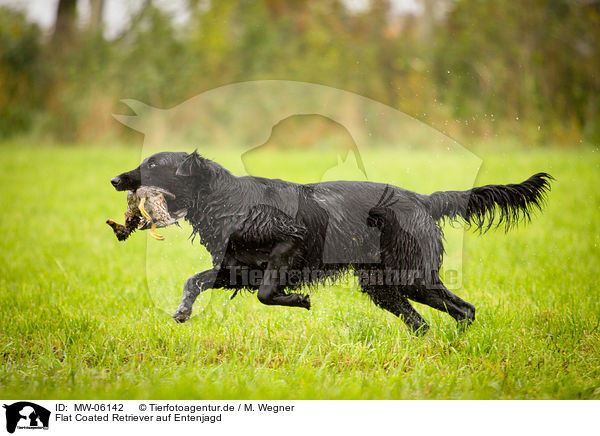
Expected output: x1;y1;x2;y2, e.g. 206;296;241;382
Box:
362;285;429;334
256;241;311;310
408;281;475;330
395;297;429;334
173;268;223;323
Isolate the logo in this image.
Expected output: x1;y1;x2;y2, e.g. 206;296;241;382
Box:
3;402;50;434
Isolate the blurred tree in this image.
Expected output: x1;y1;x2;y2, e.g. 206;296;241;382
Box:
434;0;600;141
52;0;78;47
88;0;104;34
0;8;45;136
0;0;597;143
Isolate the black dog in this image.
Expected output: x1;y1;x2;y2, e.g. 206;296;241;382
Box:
111;151;551;333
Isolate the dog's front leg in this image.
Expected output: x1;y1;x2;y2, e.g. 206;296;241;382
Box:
173;268;220;323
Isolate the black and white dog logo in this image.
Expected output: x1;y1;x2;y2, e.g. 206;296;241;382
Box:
3;402;50;434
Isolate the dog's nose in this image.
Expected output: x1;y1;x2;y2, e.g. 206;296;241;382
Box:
110;177;121;187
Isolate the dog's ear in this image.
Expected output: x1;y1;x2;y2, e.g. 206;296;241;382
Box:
176;151;204;177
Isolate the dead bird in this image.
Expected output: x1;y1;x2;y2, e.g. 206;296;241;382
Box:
106;186;186;241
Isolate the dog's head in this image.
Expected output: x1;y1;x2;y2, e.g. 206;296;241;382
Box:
110;150;217;193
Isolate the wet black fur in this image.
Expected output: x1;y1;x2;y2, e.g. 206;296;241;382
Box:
111;151;552;333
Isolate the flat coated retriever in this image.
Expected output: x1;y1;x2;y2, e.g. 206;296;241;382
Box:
111;151;552;334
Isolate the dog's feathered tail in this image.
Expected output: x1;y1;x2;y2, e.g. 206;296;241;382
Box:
426;173;553;232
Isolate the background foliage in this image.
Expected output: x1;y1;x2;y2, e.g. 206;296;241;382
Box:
0;0;598;144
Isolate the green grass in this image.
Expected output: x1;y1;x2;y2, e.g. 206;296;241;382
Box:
0;143;599;399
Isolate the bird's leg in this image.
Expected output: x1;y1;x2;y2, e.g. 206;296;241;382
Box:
138;198;164;241
138;197;152;220
149;223;164;241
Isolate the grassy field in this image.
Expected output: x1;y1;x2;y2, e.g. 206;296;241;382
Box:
0;143;599;399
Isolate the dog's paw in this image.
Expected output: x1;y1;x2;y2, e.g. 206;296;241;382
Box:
172;310;191;323
413;323;430;336
457;305;475;332
300;294;311;310
457;317;474;332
